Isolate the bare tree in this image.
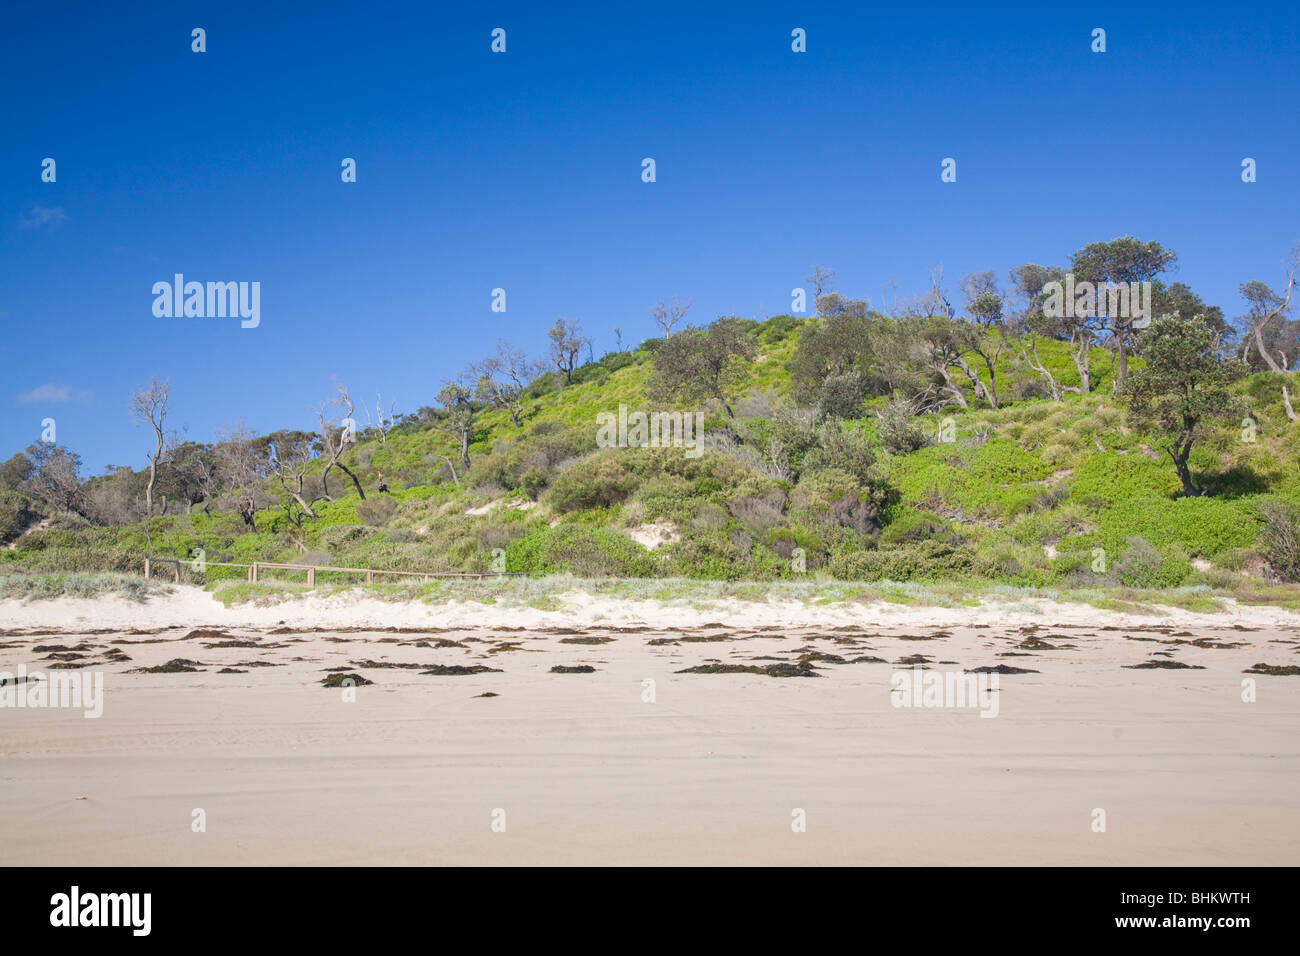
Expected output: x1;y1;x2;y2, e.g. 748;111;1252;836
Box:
959;270;998;308
1242;249;1299;376
547;317;589;385
807;265;836;301
213;424;266;531
315;384;366;501
266;430;317;523
921;265;955;319
651;297;692;339
474;341;541;428
129;378;177;517
1238;247;1300;421
363;392;397;444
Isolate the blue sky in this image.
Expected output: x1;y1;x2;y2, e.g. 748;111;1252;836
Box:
2;1;1298;471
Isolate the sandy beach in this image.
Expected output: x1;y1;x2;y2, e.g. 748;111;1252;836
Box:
2;587;1298;865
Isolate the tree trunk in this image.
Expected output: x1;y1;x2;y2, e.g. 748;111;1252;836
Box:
1170;437;1199;497
319;462;335;501
337;461;366;499
439;456;460;487
1071;334;1092;393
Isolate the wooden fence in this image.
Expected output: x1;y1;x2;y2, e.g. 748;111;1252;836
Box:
142;556;517;585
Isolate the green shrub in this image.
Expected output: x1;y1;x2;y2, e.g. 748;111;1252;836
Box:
0;490;39;544
546;452;638;512
506;524;655;577
828;539;978;581
1257;500;1300;582
876;397;930;455
1112;536;1190;588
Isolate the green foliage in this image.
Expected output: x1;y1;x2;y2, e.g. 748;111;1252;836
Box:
546;451;638;512
827;539;979;582
1112;537;1190;589
876;396;931;455
506;524;656;577
0;490;39;543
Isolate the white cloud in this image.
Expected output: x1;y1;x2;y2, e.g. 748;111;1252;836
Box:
17;383;89;404
19;205;68;229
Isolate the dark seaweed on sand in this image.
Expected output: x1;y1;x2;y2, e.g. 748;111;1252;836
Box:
1243;663;1300;676
321;672;374;687
131;658;208;673
421;664;502;676
1123;660;1205;670
676;661;821;678
550;664;597;673
967;664;1039;674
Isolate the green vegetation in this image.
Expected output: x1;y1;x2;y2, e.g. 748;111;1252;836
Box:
3;239;1300;603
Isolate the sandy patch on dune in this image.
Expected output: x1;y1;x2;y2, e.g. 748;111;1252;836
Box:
2;584;1297;633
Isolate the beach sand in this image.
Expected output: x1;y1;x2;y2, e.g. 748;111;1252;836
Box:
1;587;1298;865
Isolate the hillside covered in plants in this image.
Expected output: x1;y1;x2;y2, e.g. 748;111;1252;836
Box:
4;238;1300;603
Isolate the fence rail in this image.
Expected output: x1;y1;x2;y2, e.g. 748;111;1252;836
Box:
142;556;518;585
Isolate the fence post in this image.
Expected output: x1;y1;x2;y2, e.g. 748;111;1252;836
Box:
144;558;151;579
251;562;258;583
307;567;315;587
173;561;180;584
366;571;373;584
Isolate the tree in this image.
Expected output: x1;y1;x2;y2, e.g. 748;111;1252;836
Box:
22;442;85;515
1238;249;1299;372
157;441;217;513
0;452;32;491
213;425;266;530
129;378;176;516
1125;315;1245;497
547;317;589;385
266;430;317;523
896;315;1000;409
807;265;836;302
315;384;366;501
922;265;955;319
1007;262;1097;393
436;379;477;471
1069;236;1177;389
473;341;541;428
1007;263;1065;326
651;297;691;339
814;292;870;319
967;291;1004;327
84;465;147;526
789;311;877;405
960;270;1001;325
1152;282;1229;341
651;317;757;419
1237;247;1300;420
363;393;397;445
